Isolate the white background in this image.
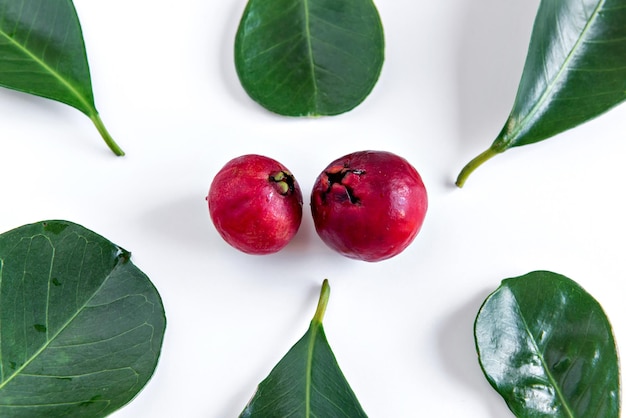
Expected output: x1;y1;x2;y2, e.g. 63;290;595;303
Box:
1;0;625;416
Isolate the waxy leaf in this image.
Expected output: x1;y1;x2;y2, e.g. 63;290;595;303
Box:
0;0;124;155
240;280;367;417
456;0;626;187
475;271;620;417
0;220;166;417
234;0;384;116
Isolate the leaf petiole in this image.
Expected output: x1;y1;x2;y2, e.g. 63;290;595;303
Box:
455;147;501;188
312;279;330;325
89;113;125;156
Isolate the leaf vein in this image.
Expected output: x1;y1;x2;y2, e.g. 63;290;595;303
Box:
0;251;124;392
503;0;609;147
0;6;94;115
510;290;575;417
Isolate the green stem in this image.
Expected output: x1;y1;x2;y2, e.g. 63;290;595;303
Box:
455;147;501;188
89;113;125;156
312;279;330;324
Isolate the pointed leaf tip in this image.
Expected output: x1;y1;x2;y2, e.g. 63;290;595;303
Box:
459;0;626;183
0;0;124;155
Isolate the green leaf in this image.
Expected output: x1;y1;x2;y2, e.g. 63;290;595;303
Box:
0;0;124;156
240;279;367;417
0;220;166;417
234;0;385;116
475;271;620;417
456;0;626;187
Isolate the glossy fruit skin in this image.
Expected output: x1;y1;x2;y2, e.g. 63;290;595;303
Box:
310;150;427;262
207;155;303;255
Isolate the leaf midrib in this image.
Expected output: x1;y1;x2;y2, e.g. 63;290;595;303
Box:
0;237;120;392
0;258;4;382
302;0;319;113
511;292;575;418
0;23;94;116
502;0;606;148
304;322;318;418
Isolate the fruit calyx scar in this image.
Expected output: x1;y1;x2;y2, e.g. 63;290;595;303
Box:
269;171;297;195
323;165;365;205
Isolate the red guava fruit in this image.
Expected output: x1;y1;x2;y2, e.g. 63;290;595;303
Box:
310;150;428;262
207;154;303;255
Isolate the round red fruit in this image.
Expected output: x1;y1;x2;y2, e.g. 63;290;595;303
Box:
310;150;427;262
207;154;303;255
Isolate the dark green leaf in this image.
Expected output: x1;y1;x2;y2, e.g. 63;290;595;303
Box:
456;0;626;187
0;220;166;417
475;271;620;417
0;0;124;155
240;279;367;417
234;0;384;116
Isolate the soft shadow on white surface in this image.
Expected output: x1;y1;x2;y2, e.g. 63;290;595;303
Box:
139;192;336;276
212;385;253;418
0;89;62;115
217;0;260;111
0;89;104;155
210;282;322;417
139;194;213;252
279;205;320;255
454;0;540;154
437;287;513;417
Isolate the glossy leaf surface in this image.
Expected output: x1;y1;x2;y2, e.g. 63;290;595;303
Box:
475;271;620;417
0;220;166;417
0;0;124;155
235;0;384;116
456;0;626;187
240;280;367;417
